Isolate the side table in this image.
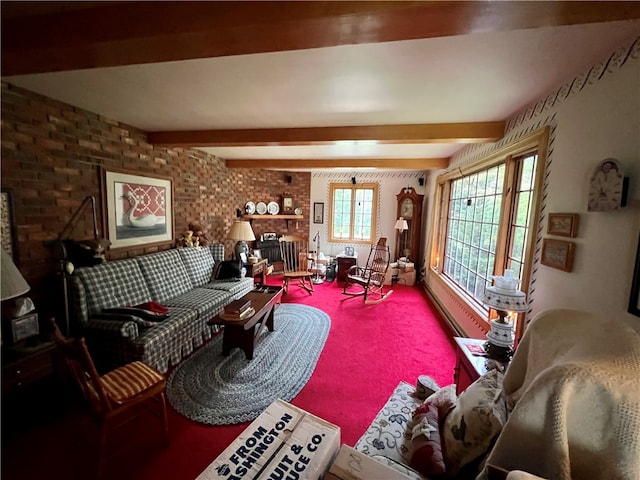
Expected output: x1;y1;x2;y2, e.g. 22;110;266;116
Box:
453;337;489;395
2;337;64;436
336;253;357;282
2;338;57;395
244;258;269;283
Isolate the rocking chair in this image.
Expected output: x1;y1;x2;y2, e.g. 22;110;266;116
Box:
279;235;314;294
342;237;392;304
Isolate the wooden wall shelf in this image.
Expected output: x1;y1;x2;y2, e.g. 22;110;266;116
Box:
243;214;303;229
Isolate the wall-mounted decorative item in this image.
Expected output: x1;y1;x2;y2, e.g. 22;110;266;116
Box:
1;188;18;261
101;168;174;250
541;238;575;272
629;232;640;317
587;158;624;212
313;202;324;224
547;213;579;237
282;193;293;214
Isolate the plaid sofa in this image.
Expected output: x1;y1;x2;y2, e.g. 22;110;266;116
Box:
68;244;254;373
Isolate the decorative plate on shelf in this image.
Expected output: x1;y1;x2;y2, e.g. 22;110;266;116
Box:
245;201;256;214
267;201;280;215
294;207;302;215
256;202;267;215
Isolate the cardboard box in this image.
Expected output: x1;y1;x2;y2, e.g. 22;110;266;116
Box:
398;269;416;286
197;399;340;480
325;445;415;480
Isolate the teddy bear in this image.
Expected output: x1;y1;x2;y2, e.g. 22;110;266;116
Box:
188;223;209;246
178;230;195;247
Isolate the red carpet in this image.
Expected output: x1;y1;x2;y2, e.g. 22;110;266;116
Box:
1;276;457;480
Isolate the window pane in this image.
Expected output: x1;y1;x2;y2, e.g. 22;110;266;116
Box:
329;183;377;243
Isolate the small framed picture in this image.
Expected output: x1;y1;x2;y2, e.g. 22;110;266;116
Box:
253;249;262;259
10;312;40;343
547;213;579;238
240;252;248;264
344;246;355;256
313;202;324;224
541;238;575;272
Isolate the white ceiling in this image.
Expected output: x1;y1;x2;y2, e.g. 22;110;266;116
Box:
3;9;639;169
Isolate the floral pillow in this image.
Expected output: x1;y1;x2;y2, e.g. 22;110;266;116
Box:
409;384;457;478
442;369;507;477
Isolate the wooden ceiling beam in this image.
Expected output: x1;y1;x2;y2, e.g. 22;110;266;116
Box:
3;1;639;75
224;158;449;170
148;122;505;147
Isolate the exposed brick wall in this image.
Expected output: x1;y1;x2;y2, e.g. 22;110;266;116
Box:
1;83;309;316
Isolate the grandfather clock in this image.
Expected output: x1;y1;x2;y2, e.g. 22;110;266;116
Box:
395;187;424;263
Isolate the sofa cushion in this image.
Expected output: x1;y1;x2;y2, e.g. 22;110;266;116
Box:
136;249;193;303
176;246;215;287
74;258;152;322
204;277;255;299
442;369;507;477
208;243;225;263
163;287;231;320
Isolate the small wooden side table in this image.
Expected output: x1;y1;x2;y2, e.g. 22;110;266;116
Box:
244;258;269;283
453;337;489;395
2;338;57;395
336;253;357;282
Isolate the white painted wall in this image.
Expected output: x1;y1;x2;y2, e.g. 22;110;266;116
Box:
308;171;427;265
425;36;640;332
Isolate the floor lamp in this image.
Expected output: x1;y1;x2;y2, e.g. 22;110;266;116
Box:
52;195;111;335
311;231;324;284
394;218;408;260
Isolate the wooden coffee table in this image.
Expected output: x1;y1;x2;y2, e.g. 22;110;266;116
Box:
209;285;283;359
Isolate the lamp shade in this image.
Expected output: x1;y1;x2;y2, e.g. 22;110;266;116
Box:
1;250;30;301
394;218;408;231
483;269;527;312
227;221;256;241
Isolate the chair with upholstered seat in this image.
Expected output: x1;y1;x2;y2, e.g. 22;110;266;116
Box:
48;317;169;479
342;237;392;304
279;235;314;294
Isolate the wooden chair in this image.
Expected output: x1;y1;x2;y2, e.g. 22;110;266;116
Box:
342;237;393;304
279;235;314;294
48;318;169;479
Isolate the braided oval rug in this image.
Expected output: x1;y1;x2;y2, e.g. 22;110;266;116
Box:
166;303;330;425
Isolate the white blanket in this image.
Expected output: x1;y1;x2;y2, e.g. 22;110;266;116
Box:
480;309;640;480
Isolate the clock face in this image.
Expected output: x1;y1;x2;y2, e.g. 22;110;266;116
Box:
401;198;414;217
588;159;623;211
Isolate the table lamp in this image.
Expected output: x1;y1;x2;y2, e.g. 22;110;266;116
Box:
2;249;37;342
228;221;255;260
482;269;527;362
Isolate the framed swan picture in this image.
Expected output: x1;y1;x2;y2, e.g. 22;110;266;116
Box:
101;167;174;250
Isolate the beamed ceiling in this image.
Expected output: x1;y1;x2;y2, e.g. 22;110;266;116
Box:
2;1;640;171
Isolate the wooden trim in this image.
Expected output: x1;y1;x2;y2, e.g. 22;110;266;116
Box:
429;127;549;336
328;182;378;244
225;158;449;170
4;2;638;75
150;122;505;147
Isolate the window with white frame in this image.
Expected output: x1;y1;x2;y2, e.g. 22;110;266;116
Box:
329;183;378;244
431;129;548;334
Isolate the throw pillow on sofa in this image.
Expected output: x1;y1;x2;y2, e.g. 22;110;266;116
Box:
409;384;456;478
442;369;507;477
213;260;243;281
